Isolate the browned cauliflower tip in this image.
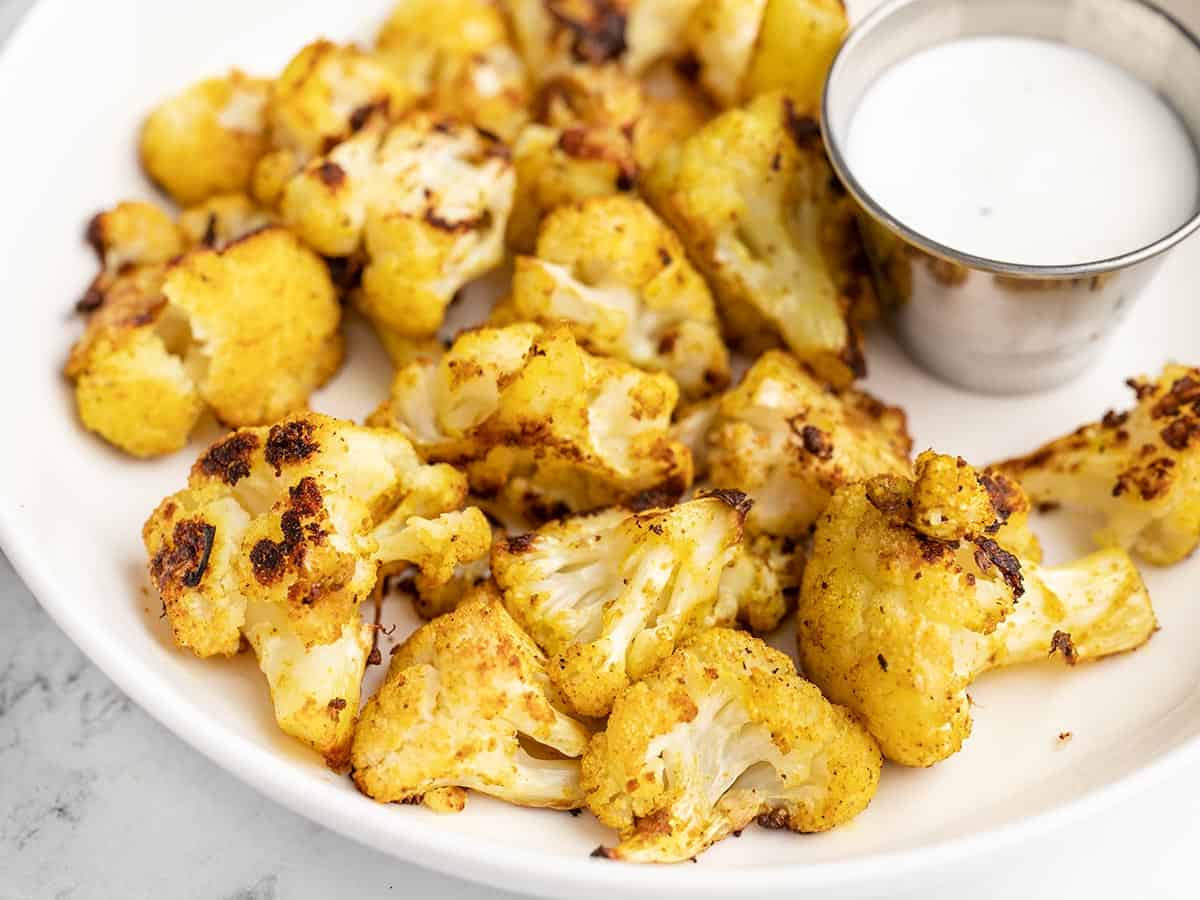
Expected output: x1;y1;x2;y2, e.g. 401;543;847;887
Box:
280;112;513;344
707;350;912;537
507;194;729;399
492;491;750;718
643;91;868;386
997;364;1200;565
798;452;1157;767
143;413;487;764
371;322;693;521
582;628;881;863
351;595;591;812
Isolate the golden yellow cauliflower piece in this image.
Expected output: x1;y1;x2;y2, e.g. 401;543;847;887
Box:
707;351;911;537
374;0;532;142
143;413;486;764
798;453;1158;767
507;121;635;252
139;71;270;205
583;628;881;863
503;0;632;80
267;40;415;162
177;193;277;250
492;491;749;717
281;114;513;342
67;215;341;455
508;195;728;398
742;0;848;111
374;0;511;96
723;532;805;634
643;92;866;385
351;595;591;811
684;0;766;107
998;365;1200;565
371;323;693;520
633;61;715;169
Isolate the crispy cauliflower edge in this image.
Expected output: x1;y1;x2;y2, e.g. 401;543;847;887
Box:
492;490;749;718
998;364;1200;565
351;594;591;811
583;627;881;862
798;451;1157;766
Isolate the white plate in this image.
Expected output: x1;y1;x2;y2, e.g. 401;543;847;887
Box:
1;1;1198;897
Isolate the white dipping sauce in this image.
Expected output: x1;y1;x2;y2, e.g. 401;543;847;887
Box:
845;36;1200;265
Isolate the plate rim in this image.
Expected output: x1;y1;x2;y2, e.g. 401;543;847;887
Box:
3;0;1199;895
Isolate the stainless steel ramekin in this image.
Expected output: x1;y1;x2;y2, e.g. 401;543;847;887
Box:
822;0;1200;394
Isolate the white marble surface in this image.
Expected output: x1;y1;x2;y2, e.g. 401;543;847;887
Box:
4;1;1200;897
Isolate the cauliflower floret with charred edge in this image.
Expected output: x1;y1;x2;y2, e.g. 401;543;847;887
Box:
998;365;1200;566
140;71;270;206
143;413;487;764
370;323;693;521
508;195;728;398
798;452;1158;767
177;193;277;250
707;350;911;537
491;490;749;717
507;122;636;252
684;0;766;107
351;595;591;811
249;42;415;207
281;114;513;342
643;92;867;386
583;628;881;863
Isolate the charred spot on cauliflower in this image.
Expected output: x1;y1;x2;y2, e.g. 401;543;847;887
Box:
371;323;693;521
351;594;591;811
643;92;868;386
998;364;1200;565
707;350;911;537
582;628;881;862
281;113;513;344
140;71;270;205
508;194;728;398
798;452;1157;767
143;413;487;764
492;491;748;717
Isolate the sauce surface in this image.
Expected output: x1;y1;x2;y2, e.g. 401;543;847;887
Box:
845;35;1200;266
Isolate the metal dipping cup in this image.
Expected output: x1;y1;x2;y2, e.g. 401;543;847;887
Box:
821;0;1200;394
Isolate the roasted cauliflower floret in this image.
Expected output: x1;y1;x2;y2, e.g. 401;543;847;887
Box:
507;122;635;252
742;0;848;111
177;193;277;249
374;0;511;95
644;92;866;385
707;351;911;537
583;628;881;863
84;201;184;274
492;491;749;717
798;452;1158;767
998;365;1200;565
67;221;341;455
351;595;591;811
371;323;692;520
281;114;513;342
508;195;728;398
374;0;532;142
143;413;484;764
139;71;270;205
504;0;632;80
723;533;805;634
684;0;766;107
268;40;415;161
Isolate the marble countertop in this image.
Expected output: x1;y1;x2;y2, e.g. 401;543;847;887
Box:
3;1;1200;897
